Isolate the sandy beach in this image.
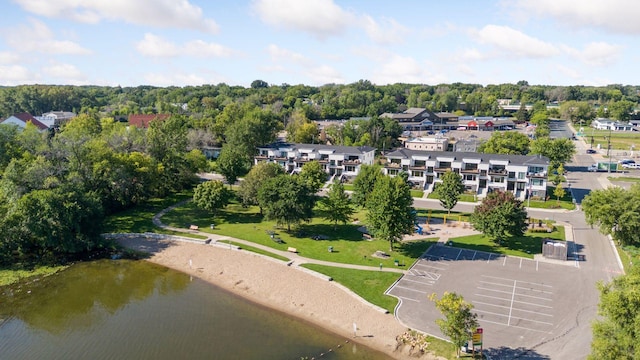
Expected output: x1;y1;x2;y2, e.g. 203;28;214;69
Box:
118;236;443;359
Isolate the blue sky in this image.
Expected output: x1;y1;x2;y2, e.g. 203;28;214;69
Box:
1;0;638;87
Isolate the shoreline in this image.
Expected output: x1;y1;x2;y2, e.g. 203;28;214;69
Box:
118;236;440;360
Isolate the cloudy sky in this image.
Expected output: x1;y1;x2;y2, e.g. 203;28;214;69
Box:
1;0;638;87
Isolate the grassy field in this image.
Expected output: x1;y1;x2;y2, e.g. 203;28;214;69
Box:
427;192;478;203
342;184;423;198
102;191;207;240
162;200;437;268
301;264;401;313
609;176;640;183
527;186;576;210
582;130;640;150
446;225;565;258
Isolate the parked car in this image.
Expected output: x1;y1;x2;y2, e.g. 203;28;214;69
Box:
586;149;597;154
618;159;635;165
622;163;639;169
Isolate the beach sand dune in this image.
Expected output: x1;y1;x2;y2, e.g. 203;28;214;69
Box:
118;237;443;359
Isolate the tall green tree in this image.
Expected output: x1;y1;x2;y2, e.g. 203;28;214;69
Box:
366;175;415;251
429;292;479;358
478;132;530;155
434;170;464;214
582;184;640;246
298;160;327;193
351;164;383;207
470;190;528;244
590;265;640;360
193;180;232;217
257;175;315;231
216;145;249;185
320;180;354;229
530;137;575;169
237;162;284;210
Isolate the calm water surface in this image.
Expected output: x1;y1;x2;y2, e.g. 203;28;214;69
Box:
0;260;390;360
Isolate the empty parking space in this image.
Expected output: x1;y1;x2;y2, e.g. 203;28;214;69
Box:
472;275;554;333
388;244;582;350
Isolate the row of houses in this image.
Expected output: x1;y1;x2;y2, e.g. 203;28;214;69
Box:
591;118;637;131
255;142;549;200
0;112;172;131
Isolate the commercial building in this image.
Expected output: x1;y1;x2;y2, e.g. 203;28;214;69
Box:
383;149;549;200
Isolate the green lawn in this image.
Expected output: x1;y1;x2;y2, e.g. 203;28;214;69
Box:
301;264;401;313
609;176;640;183
102;191;207;240
218;240;290;262
427;192;478;203
340;184;422;198
446;226;565;258
161;201;437;268
415;208;473;223
582;130;640;150
527;186;576;210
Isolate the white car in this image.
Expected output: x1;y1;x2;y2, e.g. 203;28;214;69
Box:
622;163;639;169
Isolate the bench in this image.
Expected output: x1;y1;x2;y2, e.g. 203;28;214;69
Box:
189;225;199;230
273;237;284;244
287;247;298;253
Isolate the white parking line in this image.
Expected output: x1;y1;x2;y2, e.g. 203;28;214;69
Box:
398;296;420;302
413;262;447;271
478;318;552;334
474;309;554;326
487;253;492;263
402;277;435;286
478;286;552;302
473;301;553;317
503;256;507;266
508;280;516;326
394;285;429;294
480;280;553;295
481;275;553;288
455;249;463;260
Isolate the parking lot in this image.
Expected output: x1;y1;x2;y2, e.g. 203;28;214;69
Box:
387;244;583;355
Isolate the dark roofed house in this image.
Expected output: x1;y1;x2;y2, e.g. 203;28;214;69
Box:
1;113;49;131
128;114;171;128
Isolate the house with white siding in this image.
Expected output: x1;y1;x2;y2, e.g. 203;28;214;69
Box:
255;142;376;179
383;149;549;200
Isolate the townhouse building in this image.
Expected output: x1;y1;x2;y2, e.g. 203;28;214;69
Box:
383;149;549;200
255;142;376;179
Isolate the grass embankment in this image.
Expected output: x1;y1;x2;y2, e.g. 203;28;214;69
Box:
301;264;401;313
343;184;423;198
102;191;207;240
0;265;67;287
447;225;566;259
217;240;290;262
608;176;640;183
427;192;478;203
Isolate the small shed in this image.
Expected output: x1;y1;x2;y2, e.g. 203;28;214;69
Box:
541;239;567;260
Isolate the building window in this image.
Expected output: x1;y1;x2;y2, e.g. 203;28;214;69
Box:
345;166;356;172
412;171;424;177
491;176;505;183
531;179;543;186
518;172;525;179
464;175;476;181
516;182;525;190
427;166;434;172
388;169;399;176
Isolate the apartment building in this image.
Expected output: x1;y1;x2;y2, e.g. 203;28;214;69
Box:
383;149;549;200
255;142;376;179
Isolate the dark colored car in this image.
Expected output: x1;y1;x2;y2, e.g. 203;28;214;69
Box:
586;149;596;154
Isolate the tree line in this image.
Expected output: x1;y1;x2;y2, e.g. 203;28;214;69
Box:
1;81;639;122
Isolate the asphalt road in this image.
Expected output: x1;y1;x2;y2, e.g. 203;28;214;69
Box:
406;129;623;359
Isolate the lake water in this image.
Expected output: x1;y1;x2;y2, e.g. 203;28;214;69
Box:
0;260;390;360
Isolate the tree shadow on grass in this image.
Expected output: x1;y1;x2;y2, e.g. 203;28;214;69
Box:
294;223;365;241
396;240;438;258
485;346;551;359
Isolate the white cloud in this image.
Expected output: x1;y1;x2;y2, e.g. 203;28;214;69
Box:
0;65;38;85
136;33;234;58
307;65;344;85
562;42;622;66
266;44;310;65
252;0;352;38
0;51;21;64
459;48;487;62
143;71;227;87
473;25;559;58
511;0;640;35
4;18;92;55
42;63;88;84
13;0;219;33
361;15;409;45
370;55;441;85
555;64;581;80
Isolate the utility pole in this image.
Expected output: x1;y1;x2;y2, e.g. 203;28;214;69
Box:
607;126;612;173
